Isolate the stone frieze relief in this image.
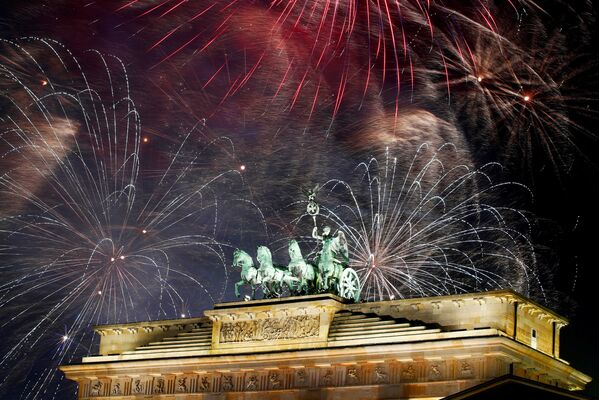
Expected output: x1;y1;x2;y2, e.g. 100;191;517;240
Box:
220;315;320;343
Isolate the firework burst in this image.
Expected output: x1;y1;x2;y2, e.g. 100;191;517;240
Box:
0;39;254;399
113;1;543;121
104;0;597;182
0;2;594;397
288;143;542;302
432;11;599;181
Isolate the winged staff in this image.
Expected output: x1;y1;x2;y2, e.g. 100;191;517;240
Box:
232;186;361;302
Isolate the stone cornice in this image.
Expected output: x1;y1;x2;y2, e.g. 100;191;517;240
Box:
93;317;209;336
348;289;568;326
60;335;591;390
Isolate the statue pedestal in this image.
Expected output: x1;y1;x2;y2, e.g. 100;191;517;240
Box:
206;294;348;353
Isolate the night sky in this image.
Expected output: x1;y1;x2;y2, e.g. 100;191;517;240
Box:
1;1;598;398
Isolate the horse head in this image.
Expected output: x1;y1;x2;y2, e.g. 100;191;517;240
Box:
256;246;273;269
288;240;303;262
233;249;253;269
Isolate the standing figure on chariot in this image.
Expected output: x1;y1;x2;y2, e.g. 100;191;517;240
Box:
312;226;349;292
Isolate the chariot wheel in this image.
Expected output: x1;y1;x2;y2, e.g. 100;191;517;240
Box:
339;268;361;302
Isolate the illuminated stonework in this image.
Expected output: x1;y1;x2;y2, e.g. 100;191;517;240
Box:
220;314;320;343
60;291;591;399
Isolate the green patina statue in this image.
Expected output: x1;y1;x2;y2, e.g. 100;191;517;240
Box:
232;187;361;302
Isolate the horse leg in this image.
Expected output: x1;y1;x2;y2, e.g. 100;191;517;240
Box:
262;282;270;298
287;277;297;294
291;277;298;294
235;281;243;297
267;282;276;298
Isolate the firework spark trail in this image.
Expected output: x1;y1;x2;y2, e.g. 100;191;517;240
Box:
286;143;542;302
110;0;596;177
424;8;599;180
0;39;259;399
114;1;541;119
0;2;592;397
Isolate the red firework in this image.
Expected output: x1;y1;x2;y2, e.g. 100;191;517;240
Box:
115;0;533;121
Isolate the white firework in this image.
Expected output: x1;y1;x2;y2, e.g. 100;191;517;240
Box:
297;143;542;302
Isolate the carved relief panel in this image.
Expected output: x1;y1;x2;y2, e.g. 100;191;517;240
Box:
345;366;361;385
130;377;146;395
294;368;309;387
198;375;211;392
220;315;320;343
428;361;446;380
401;363;418;381
110;380;123;396
374;366;389;384
319;368;335;387
244;373;259;391
88;379;106;397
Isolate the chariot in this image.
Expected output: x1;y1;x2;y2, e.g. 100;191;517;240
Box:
232;186;362;302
